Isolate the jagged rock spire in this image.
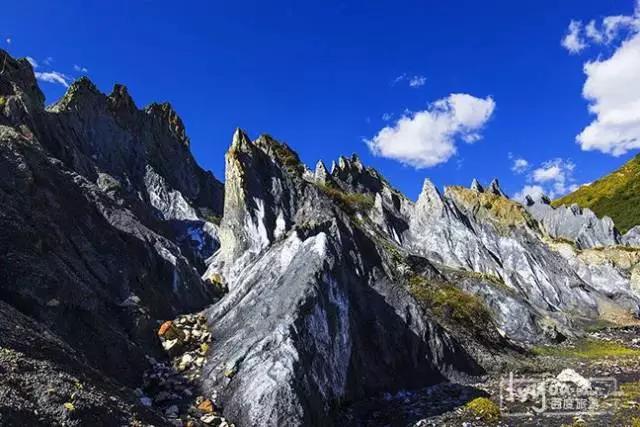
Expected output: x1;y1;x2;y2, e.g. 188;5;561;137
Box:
350;153;364;172
108;84;137;112
314;160;330;184
415;178;446;215
230;128;251;151
488;179;507;198
470;179;484;192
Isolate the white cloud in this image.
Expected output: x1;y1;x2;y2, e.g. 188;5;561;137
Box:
515;158;576;201
392;73;407;86
567;1;640;155
513;185;546;202
382;112;393;121
585;20;604;43
26;57;38;68
73;64;88;73
392;73;427;88
561;20;587;54
577;34;640;155
35;71;70;88
409;75;426;88
5;38;11;45
563;4;640;54
365;93;496;168
511;158;529;174
43;57;53;66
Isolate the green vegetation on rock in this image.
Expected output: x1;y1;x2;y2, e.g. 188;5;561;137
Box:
448;186;539;233
534;340;640;359
408;275;493;331
258;134;306;176
553;154;640;234
317;183;374;215
465;397;501;423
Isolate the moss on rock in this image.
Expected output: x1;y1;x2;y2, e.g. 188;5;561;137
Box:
408;275;493;331
534;340;640;359
317;183;374;215
465;397;500;423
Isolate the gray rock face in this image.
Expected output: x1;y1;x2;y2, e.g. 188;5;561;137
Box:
525;197;619;249
470;178;484;192
405;182;604;339
0;50;222;423
201;137;482;426
622;226;640;247
3;48;640;426
487;178;507;197
200;133;640;424
45;78;224;221
313;160;331;184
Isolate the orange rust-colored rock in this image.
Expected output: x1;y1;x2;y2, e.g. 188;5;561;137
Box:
158;320;173;337
157;320;185;341
197;399;215;413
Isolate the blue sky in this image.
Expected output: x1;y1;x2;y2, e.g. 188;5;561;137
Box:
2;0;640;200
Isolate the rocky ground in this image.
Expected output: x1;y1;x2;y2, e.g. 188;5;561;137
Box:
338;326;640;427
139;313;234;427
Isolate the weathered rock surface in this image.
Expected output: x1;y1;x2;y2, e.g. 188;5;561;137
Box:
199;134;640;425
0;50;222;425
2;48;640;426
525;195;619;249
202;136;482;426
622;225;640;247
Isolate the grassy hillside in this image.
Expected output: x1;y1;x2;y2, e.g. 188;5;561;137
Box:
552;154;640;234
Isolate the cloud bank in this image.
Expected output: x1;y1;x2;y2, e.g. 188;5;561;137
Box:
563;1;640;156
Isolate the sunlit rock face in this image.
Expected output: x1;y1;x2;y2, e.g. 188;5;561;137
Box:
200;134;640;424
525;196;619;249
2;48;640;426
201;135;482;426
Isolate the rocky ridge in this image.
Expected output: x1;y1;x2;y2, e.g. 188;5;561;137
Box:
199;134;640;424
1;48;640;426
0;50;223;425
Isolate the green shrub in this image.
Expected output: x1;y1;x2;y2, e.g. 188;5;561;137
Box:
465;397;500;423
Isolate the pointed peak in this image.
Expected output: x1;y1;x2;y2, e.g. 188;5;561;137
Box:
419;178;441;198
108;83;137;113
488;179;507;198
330;160;337;174
0;50;45;108
314;160;330;184
415;178;447;216
315;160;327;174
337;155;349;170
231;128;251;150
72;76;98;91
470;179;484;192
51;76;103;111
145;102;189;147
350;153;364;171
